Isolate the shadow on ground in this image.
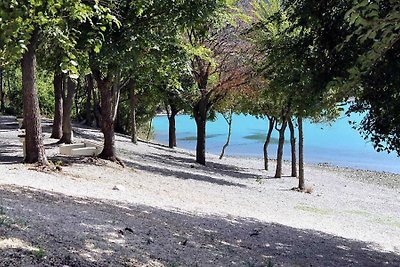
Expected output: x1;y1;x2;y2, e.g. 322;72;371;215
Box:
0;185;398;267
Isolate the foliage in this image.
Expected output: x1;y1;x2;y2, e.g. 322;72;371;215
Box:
0;0;112;77
343;0;400;155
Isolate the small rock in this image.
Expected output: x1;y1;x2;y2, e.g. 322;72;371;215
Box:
250;229;260;237
124;227;134;233
113;185;125;191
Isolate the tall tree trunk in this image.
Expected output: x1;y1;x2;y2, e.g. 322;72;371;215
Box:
93;85;102;128
59;77;76;144
298;116;305;190
74;80;81;122
0;68;5;113
129;86;138;144
167;104;178;148
85;74;93;126
51;72;63;139
219;109;233;159
194;98;207;165
21;28;47;165
288;119;297;177
147;118;153;141
274;120;287;178
264;116;276;171
92;69;117;160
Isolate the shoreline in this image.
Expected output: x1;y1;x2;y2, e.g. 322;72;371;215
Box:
142;138;400;190
152;114;400;174
151;138;400;176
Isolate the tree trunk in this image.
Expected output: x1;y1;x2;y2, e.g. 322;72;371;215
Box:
93;85;102;128
219;109;233;159
274;120;287;178
21;28;47;165
51;72;63;139
59;77;76;144
93;70;117;160
298;116;305;190
264;116;276;171
74;80;82;122
288;119;297;177
129;86;138;144
85;74;93;126
147;118;153;141
0;68;5;113
167;104;178;148
194;98;207;165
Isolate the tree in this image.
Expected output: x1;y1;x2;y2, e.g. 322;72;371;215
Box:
21;29;48;164
251;0;347;188
87;0;230;162
343;0;400;156
216;88;247;159
58;77;76;144
50;72;63;139
185;3;250;165
0;0;109;164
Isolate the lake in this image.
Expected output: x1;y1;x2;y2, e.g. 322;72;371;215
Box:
153;113;400;174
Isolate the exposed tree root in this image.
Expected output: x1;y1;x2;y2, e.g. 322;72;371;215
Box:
98;153;125;168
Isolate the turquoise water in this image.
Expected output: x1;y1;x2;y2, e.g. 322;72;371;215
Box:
153;113;400;173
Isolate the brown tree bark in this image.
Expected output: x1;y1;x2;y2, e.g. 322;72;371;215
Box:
58;77;76;144
288;119;297;177
129;85;138;144
298;116;305;190
167;103;178;148
85;74;93;126
264;116;276;171
193;97;207;165
50;72;63;139
0;68;5;113
93;85;102;128
274;119;287;178
21;28;48;165
92;69;117;161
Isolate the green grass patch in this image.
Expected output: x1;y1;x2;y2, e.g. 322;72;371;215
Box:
32;247;46;258
295;205;333;215
346;210;372;217
372;217;400;228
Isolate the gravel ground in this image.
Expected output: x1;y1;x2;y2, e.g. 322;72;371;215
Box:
0;115;399;266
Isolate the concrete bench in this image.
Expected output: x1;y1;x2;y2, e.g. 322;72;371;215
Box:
59;141;103;156
18;134;26;158
70;147;98;156
82;141;103;155
59;143;86;155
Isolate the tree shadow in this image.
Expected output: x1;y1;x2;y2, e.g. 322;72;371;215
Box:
0;116;19;130
72;127;104;143
145;152;261;181
0;185;398;266
122;157;246;188
0;144;22;164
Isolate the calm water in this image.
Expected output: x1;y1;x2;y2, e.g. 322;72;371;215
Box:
153;113;400;173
